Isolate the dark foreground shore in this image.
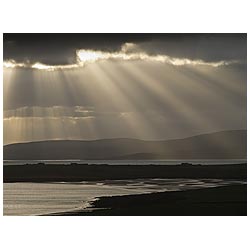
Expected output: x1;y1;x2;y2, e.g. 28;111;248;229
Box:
51;184;247;216
4;163;247;216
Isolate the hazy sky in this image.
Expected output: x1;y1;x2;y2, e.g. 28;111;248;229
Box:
3;34;247;145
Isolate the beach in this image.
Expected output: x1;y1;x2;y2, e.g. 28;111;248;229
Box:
55;184;247;216
3;163;247;216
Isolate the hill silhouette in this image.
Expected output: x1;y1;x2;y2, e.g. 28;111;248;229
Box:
3;130;246;160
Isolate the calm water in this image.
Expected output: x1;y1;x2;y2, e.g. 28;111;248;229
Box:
3;159;246;165
3;179;246;216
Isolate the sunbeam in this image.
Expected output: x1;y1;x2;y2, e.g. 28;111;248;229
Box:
3;36;246;145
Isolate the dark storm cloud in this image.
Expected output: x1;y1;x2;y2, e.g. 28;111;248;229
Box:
3;33;154;65
138;34;247;62
3;33;246;65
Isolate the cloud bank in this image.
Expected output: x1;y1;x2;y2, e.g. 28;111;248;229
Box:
3;42;241;71
4;34;246;64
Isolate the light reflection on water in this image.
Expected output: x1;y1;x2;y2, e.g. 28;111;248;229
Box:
3;159;246;165
3;179;246;216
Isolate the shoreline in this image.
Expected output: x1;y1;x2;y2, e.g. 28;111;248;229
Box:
49;184;247;216
4;163;247;216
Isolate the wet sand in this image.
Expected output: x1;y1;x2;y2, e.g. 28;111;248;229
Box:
53;184;247;216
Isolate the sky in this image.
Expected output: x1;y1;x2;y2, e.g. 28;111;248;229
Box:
3;33;247;145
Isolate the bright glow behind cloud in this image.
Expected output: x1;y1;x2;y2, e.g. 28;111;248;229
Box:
77;43;240;67
4;60;79;71
31;62;79;70
77;50;108;63
3;60;26;68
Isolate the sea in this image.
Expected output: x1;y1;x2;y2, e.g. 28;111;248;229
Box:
3;159;247;166
3;178;246;216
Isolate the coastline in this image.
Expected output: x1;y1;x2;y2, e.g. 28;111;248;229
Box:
49;184;247;216
4;163;247;216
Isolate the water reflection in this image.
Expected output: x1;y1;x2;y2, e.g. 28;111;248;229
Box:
3;179;246;216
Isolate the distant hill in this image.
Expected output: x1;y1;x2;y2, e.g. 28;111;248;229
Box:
3;130;247;160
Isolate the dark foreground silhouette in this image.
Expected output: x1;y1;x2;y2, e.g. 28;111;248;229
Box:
4;163;247;216
3;163;247;182
49;184;247;216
